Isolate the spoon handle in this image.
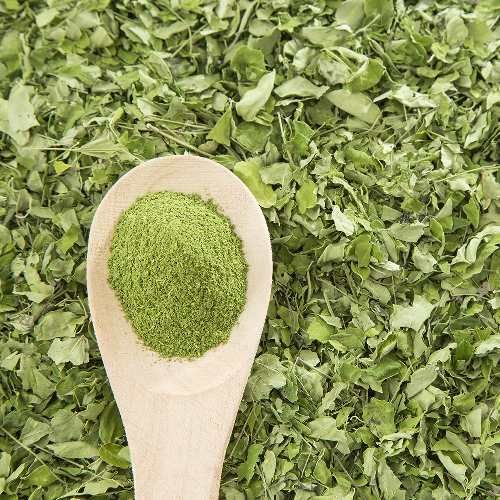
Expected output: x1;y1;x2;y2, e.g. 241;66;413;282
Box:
117;368;249;499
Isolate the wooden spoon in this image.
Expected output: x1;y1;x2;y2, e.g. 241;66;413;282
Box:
87;155;272;500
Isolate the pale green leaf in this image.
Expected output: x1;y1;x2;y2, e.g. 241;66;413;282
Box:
236;70;275;121
275;76;328;99
391;295;435;332
327;89;381;124
234;158;277;208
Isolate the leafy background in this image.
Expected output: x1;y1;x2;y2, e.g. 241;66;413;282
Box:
0;0;499;498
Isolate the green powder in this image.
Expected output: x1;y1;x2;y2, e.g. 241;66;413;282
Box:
107;191;248;359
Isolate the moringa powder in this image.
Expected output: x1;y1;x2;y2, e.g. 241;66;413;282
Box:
107;191;248;359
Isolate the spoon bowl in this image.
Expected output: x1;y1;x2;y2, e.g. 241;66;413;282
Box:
87;155;272;500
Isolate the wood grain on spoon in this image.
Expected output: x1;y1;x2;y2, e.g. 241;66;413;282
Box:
87;155;273;500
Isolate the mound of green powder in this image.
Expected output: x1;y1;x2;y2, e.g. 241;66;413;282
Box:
107;191;248;359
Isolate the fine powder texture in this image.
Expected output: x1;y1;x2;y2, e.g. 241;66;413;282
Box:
107;191;248;359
